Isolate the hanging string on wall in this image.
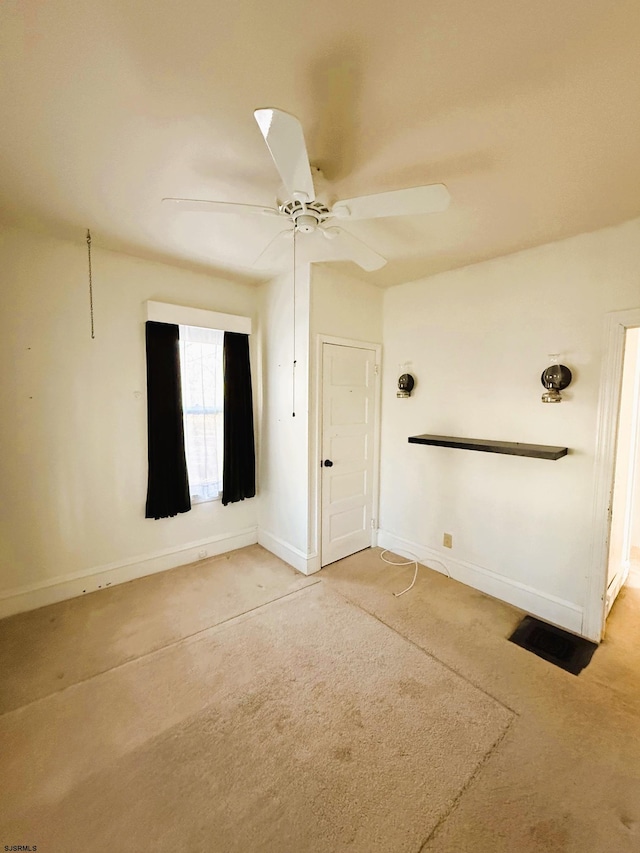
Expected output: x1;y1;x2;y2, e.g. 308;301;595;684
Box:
292;226;297;418
86;228;95;339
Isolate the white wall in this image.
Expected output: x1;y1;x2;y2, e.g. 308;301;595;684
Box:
310;267;383;346
379;218;640;636
309;266;384;560
257;265;312;570
0;225;259;615
257;263;383;572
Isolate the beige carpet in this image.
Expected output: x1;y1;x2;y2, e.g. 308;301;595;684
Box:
322;548;640;852
0;544;317;714
0;582;511;852
2;544;640;852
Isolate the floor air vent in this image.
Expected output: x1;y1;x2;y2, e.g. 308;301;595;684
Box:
508;616;598;675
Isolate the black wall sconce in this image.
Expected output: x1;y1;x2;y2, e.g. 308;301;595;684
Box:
397;373;415;398
541;355;572;403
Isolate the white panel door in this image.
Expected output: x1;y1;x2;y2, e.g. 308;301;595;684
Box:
321;343;377;567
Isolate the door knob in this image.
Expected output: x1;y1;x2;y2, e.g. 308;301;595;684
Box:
323;459;334;467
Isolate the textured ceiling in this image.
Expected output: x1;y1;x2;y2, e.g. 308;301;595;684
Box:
1;0;640;287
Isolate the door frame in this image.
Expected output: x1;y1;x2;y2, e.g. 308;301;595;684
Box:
584;307;640;641
314;335;382;568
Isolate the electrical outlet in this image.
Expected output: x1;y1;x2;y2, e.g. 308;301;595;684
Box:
443;533;453;549
198;549;208;560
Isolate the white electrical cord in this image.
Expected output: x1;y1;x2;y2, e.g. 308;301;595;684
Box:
381;549;451;597
381;549;419;597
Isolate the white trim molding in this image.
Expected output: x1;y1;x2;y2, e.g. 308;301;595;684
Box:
377;530;584;635
585;306;640;642
146;301;252;334
605;559;631;617
258;529;321;576
0;527;258;619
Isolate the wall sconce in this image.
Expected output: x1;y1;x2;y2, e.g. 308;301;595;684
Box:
397;373;415;398
541;355;572;403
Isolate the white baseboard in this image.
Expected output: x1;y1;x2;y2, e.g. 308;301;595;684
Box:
258;529;321;576
0;527;258;619
605;559;631;616
377;530;584;636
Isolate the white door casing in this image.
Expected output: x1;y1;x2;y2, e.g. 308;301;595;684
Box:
604;328;640;616
586;307;640;642
321;341;379;567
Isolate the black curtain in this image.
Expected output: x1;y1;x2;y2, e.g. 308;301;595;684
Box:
222;331;256;506
145;321;191;519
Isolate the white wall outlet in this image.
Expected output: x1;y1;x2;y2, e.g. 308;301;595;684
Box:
443;533;453;549
197;549;208;560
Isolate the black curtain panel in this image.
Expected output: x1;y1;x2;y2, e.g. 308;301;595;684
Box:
222;331;256;506
145;321;191;519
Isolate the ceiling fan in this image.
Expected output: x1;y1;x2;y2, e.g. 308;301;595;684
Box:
163;108;450;271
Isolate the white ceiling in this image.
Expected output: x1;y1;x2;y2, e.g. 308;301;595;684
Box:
1;0;640;287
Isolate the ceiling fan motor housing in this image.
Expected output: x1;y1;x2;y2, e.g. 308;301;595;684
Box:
295;214;317;233
280;199;332;233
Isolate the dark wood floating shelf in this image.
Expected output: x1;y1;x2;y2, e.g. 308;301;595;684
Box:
408;434;568;460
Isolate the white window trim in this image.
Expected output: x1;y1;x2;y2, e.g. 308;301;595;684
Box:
144;301;251;508
146;301;251;335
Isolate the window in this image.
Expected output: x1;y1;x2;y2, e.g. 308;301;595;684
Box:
144;302;254;517
179;325;224;502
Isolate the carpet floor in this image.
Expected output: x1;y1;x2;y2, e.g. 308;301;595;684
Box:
1;543;640;852
0;545;317;714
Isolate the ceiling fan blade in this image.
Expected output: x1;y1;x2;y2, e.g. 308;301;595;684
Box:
331;183;450;220
162;198;280;217
252;228;294;268
254;108;316;202
321;226;387;271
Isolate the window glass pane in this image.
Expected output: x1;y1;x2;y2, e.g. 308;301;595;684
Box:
179;325;224;501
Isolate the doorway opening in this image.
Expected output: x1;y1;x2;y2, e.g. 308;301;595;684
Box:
605;326;640;620
586;308;640;642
